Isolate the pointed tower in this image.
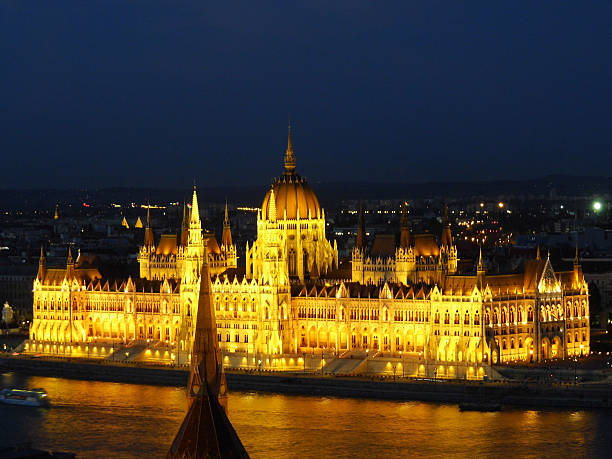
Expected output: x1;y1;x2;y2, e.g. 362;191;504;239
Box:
167;258;248;458
221;201;233;248
268;189;277;223
441;204;452;248
121;216;129;229
284;122;296;174
536;245;541;260
144;204;155;248
37;246;46;281
180;202;190;247
189;186;203;247
476;245;486;289
66;246;75;280
356;204;366;250
573;241;583;289
399;201;411;248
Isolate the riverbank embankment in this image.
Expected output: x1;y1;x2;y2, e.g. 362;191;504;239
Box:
2;356;612;409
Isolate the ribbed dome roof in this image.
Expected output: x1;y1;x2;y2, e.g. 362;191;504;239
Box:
261;173;321;220
260;125;322;221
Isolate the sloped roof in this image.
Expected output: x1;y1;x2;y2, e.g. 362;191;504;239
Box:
371;234;396;257
156;234;178;256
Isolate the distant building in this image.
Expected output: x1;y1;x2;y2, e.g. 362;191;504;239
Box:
2;302;14;325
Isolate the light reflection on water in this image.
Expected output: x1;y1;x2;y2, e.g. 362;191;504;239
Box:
0;372;611;458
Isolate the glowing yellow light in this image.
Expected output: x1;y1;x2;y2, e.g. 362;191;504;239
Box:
593;201;602;211
498;202;504;208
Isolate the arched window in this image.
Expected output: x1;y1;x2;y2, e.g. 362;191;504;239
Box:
517;308;523;323
434;311;440;324
509;308;515;323
474;312;480;326
454;310;460;324
464;311;470;325
444;310;450;325
527;308;534;322
493;310;498;325
501;309;507;324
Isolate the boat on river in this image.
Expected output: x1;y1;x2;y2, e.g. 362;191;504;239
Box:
0;388;49;407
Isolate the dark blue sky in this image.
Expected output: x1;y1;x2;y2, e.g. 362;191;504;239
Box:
2;1;611;189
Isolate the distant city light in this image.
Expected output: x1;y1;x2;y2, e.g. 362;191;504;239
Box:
498;202;504;209
593;201;602;212
479;202;484;208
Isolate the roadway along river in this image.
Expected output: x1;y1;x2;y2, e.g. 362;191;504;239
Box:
1;373;611;458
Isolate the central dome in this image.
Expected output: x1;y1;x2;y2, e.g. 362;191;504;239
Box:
261;174;321;220
260;126;321;221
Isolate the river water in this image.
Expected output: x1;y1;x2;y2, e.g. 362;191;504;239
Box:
1;372;611;458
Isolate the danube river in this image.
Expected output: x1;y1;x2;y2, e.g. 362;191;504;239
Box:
1;373;611;458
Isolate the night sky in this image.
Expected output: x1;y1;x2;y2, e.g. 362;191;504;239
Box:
2;1;611;189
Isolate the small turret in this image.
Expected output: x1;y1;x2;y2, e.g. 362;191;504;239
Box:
536;245;541;260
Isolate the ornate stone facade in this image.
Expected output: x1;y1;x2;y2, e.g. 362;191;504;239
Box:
27;129;590;370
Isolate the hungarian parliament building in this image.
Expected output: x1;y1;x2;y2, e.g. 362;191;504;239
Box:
27;129;590;373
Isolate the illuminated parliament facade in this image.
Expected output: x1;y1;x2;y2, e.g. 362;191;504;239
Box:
28;130;590;372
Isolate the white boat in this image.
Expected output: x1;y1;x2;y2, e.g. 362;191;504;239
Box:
0;388;49;407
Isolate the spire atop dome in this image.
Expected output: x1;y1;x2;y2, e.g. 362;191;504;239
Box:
284;123;296;174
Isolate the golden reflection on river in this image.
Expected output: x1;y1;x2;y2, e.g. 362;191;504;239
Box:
0;373;610;458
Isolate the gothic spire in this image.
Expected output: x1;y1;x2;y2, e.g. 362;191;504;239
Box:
399;201;411;248
441;203;452;248
221;201;233;247
37;245;46;280
574;240;580;265
180;202;189;246
356;203;366;250
190;185;201;226
269;189;277;222
284;123;296;174
477;245;484;272
144;202;155;247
